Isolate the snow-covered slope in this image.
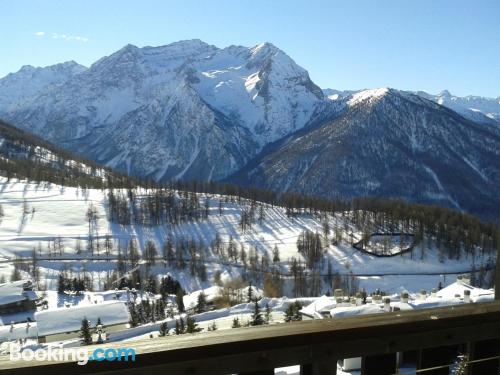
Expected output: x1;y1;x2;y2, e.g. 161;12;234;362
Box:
0;119;131;188
0;61;86;111
0;177;493;295
0;40;326;181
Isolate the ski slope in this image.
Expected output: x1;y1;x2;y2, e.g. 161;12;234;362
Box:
0;177;492;294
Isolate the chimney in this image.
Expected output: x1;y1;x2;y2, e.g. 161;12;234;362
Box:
355;292;362;306
464;290;471;303
420;289;427;300
401;292;409;304
457;275;463;285
384;298;391;312
431;288;437;298
461;274;471;285
334;289;343;298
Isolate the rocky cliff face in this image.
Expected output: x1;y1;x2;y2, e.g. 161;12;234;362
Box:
0;40;327;181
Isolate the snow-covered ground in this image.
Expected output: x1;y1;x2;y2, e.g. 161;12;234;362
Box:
361;234;414;256
0;177;493;296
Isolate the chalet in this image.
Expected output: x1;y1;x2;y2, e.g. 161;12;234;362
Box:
297;277;494;372
0;280;38;316
35;301;130;343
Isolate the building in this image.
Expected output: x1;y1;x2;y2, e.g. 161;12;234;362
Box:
298;277;495;372
0;321;37;343
35;300;130;343
0;280;38;316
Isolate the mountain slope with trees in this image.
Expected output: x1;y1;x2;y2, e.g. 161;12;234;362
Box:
229;88;500;220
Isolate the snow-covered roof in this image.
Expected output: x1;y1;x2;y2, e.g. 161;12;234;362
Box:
35;301;129;337
300;295;336;317
331;304;385;318
329;291;483;319
409;297;466;309
0;280;37;306
436;281;493;301
390;302;414;311
0;321;37;342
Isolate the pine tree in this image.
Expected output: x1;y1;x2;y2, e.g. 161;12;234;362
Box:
128;303;140;327
284;301;303;322
159;322;168;337
164;237;174;267
146;275;158;294
247;283;253;303
272;244;280;264
250;300;264;326
128;239;140;269
57;274;66;294
195;291;207;314
232;317;241;328
144;240;157;267
176;290;185;313
156;299;166;320
207;321;217;331
186;316;202;333
179;316;185;333
265;303;271;324
10;265;21;282
80;318;92;345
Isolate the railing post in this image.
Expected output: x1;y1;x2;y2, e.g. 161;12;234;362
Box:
417;345;459;375
239;370;274;375
469;339;500;375
300;361;337;375
361;353;397;375
496;247;500;300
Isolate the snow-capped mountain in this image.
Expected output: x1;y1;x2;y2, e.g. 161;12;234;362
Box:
0;40;326;181
0;61;86;110
324;88;500;126
322;88;358;101
230;88;500;219
1;40;499;218
415;90;500;126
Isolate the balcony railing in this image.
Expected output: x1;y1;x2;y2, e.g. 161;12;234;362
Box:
0;300;499;374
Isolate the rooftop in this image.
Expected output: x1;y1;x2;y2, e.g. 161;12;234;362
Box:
35;300;130;337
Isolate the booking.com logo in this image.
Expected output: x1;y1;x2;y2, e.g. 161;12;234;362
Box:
9;344;136;366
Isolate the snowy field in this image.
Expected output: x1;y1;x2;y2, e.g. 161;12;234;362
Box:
361;233;414;256
0;177;493;294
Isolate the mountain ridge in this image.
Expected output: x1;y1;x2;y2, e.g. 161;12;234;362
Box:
228;88;500;220
0;40;499;219
0;40;328;181
323;87;500;125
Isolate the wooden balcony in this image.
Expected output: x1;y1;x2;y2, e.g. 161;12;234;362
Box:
1;300;500;375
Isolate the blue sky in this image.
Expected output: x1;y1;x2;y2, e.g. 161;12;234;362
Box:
1;0;499;96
